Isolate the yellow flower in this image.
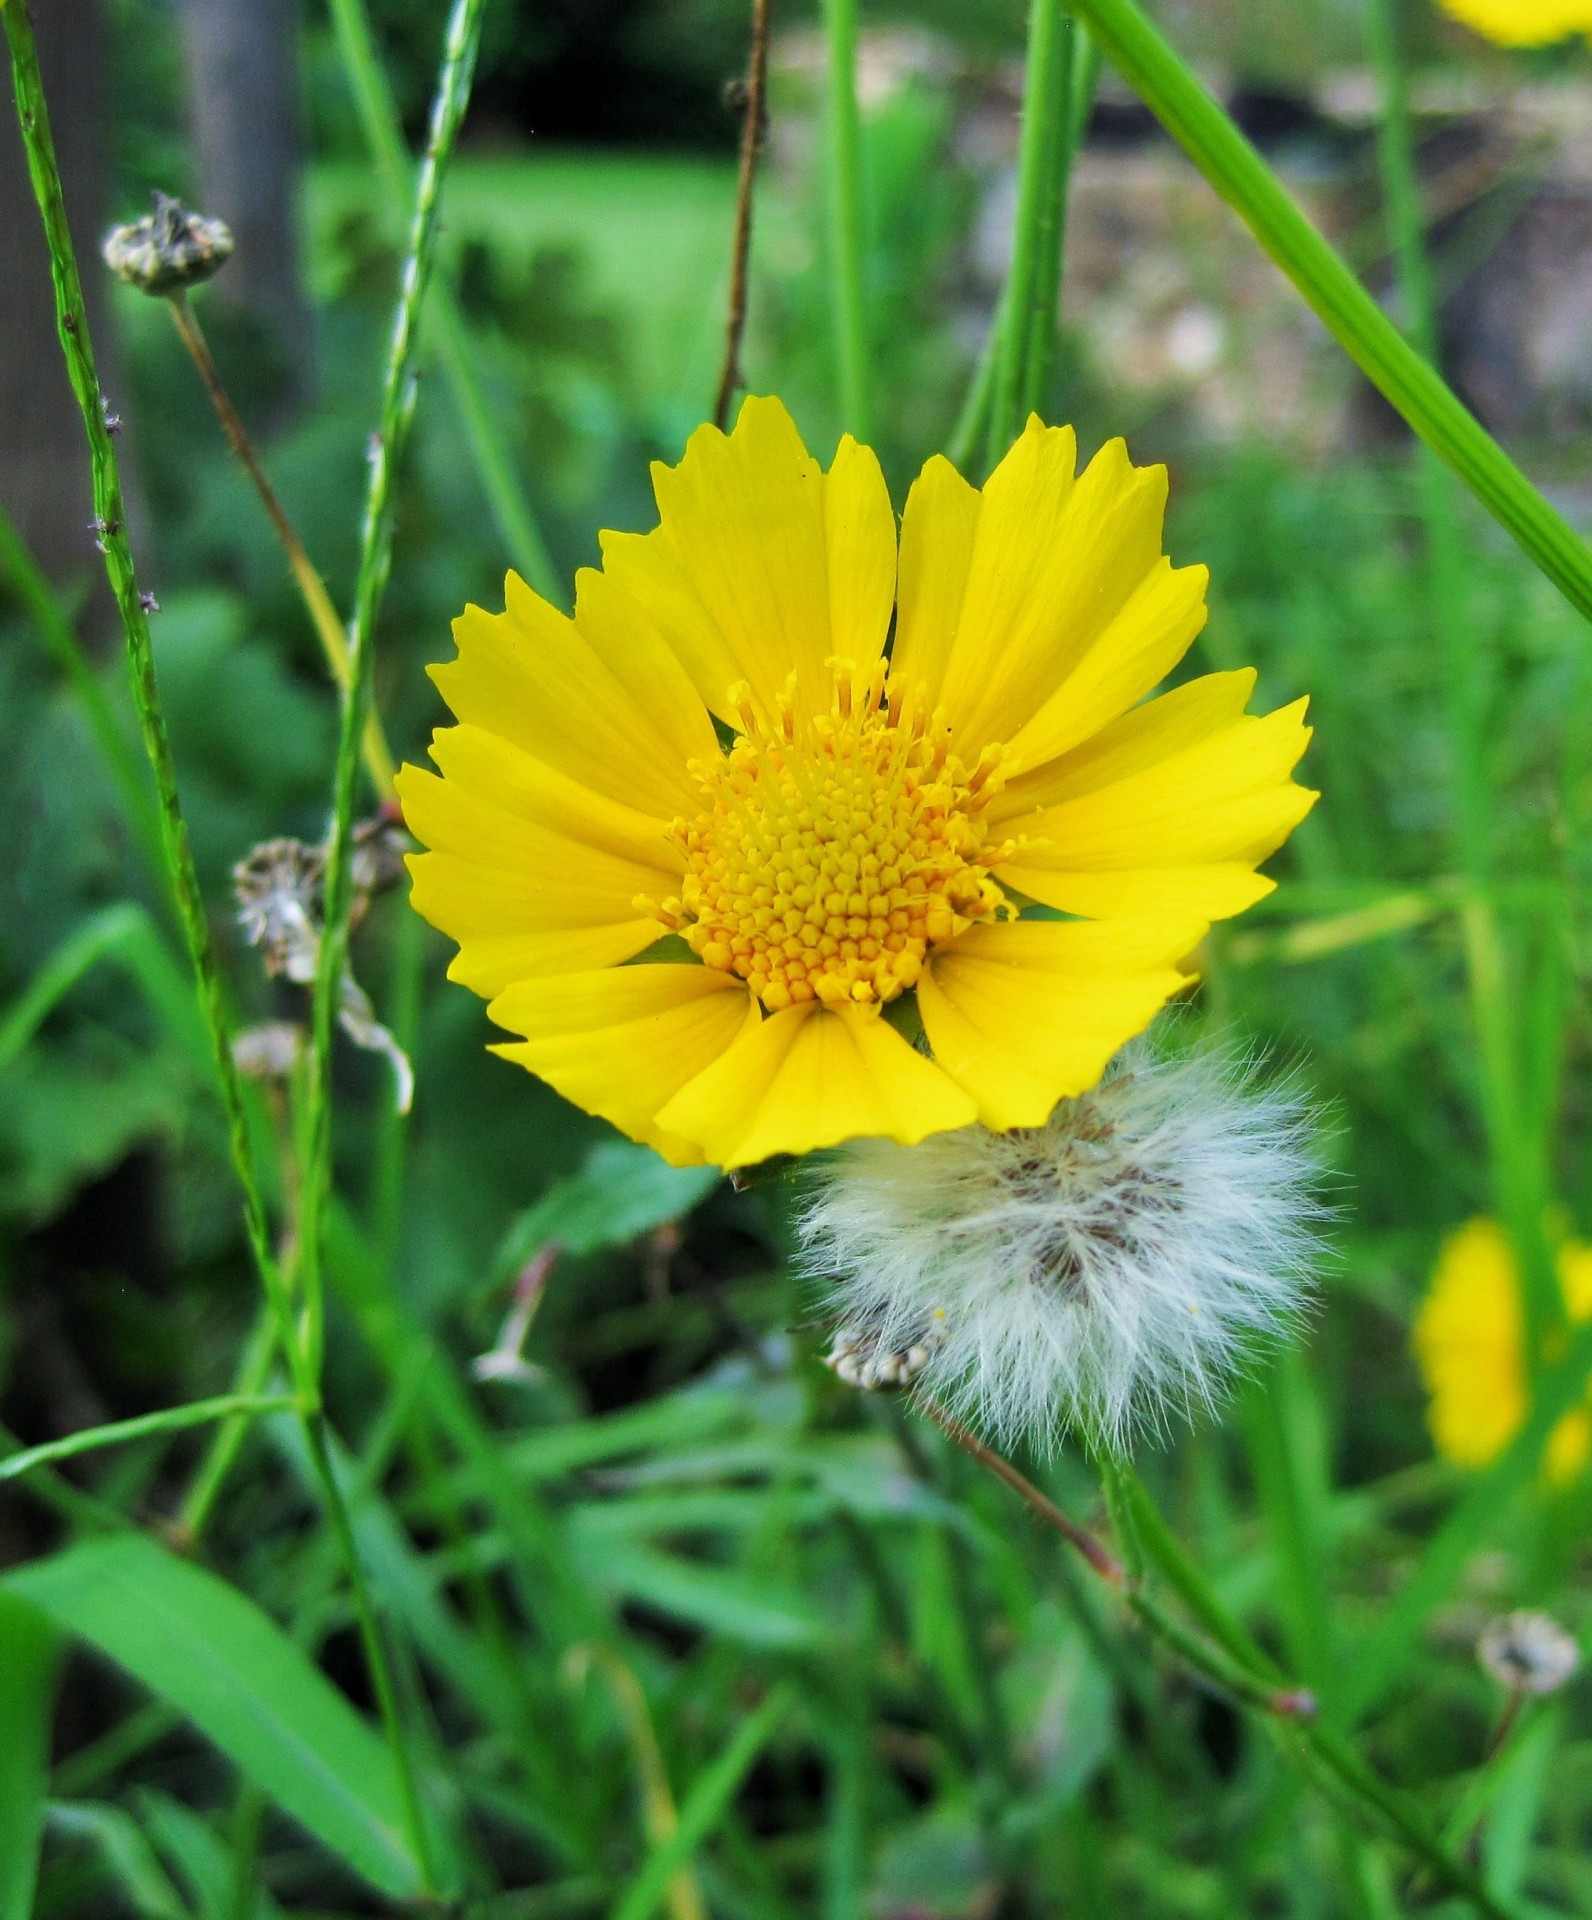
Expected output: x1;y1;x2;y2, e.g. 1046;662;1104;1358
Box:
1414;1218;1592;1484
400;398;1314;1168
1436;0;1592;44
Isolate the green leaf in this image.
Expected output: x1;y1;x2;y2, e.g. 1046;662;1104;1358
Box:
0;1593;57;1920
492;1140;718;1276
4;1534;422;1899
135;1789;284;1920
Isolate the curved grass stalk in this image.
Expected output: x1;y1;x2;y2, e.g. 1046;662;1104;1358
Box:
1055;0;1592;624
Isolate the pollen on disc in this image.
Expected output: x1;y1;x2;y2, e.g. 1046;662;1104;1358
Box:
651;665;1013;1013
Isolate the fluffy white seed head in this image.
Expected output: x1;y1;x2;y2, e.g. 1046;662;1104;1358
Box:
798;1036;1326;1453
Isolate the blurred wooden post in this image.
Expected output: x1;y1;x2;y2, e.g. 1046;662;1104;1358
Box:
179;0;313;419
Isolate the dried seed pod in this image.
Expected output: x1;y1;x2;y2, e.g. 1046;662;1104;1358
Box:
103;192;234;295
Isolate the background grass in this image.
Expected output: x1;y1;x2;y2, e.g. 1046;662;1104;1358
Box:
3;0;1592;1914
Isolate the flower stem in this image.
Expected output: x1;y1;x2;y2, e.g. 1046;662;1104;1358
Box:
1055;0;1592;623
713;0;772;431
988;0;1076;466
165;291;396;800
919;1400;1526;1920
821;0;870;439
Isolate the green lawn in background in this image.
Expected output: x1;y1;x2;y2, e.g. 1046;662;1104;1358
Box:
309;151;743;423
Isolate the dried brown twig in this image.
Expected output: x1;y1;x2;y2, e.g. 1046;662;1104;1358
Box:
713;0;772;430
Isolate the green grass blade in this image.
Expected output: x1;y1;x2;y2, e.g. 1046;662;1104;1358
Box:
0;1594;57;1920
612;1686;796;1920
4;1535;423;1899
0;1394;296;1485
1056;0;1592;622
46;1803;190;1920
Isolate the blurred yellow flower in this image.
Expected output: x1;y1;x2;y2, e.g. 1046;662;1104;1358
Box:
1414;1218;1592;1483
400;397;1313;1168
1437;0;1592;45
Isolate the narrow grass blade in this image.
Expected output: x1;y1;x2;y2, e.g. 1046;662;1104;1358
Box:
611;1686;795;1920
0;1594;57;1920
4;1535;423;1898
1056;0;1592;623
0;1394;296;1485
45;1803;188;1920
0;501;164;879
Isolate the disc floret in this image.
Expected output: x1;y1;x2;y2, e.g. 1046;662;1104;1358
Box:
650;663;1014;1013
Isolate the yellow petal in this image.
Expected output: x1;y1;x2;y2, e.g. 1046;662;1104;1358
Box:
998;862;1276;922
918;919;1202;1130
442;924;663;999
602;396;895;726
656;1002;977;1168
489;966;757;1167
420;725;679;873
1438;0;1590;45
927;425;1175;754
892;453;981;703
432;581;710;821
996;689;1315;904
1004;557;1209;774
997;669;1259;814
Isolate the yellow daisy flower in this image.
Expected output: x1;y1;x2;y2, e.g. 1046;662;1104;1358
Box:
1414;1218;1592;1485
399;398;1314;1168
1437;0;1592;45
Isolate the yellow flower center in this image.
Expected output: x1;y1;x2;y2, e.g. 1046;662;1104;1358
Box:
650;663;1013;1013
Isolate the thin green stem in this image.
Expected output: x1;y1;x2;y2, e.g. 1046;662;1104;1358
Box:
1054;0;1592;623
0;500;165;879
323;0;562;605
0;1395;298;1484
172;1306;281;1549
1022;27;1098;421
924;1406;1523;1920
945;305;1000;475
820;0;870;439
989;0;1074;465
1;0;304;1400
299;5;489;1886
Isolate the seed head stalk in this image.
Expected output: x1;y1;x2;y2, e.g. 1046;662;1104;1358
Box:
164;289;397;800
918;1401;1531;1920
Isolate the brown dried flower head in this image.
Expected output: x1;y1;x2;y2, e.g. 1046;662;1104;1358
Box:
103;191;234;295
